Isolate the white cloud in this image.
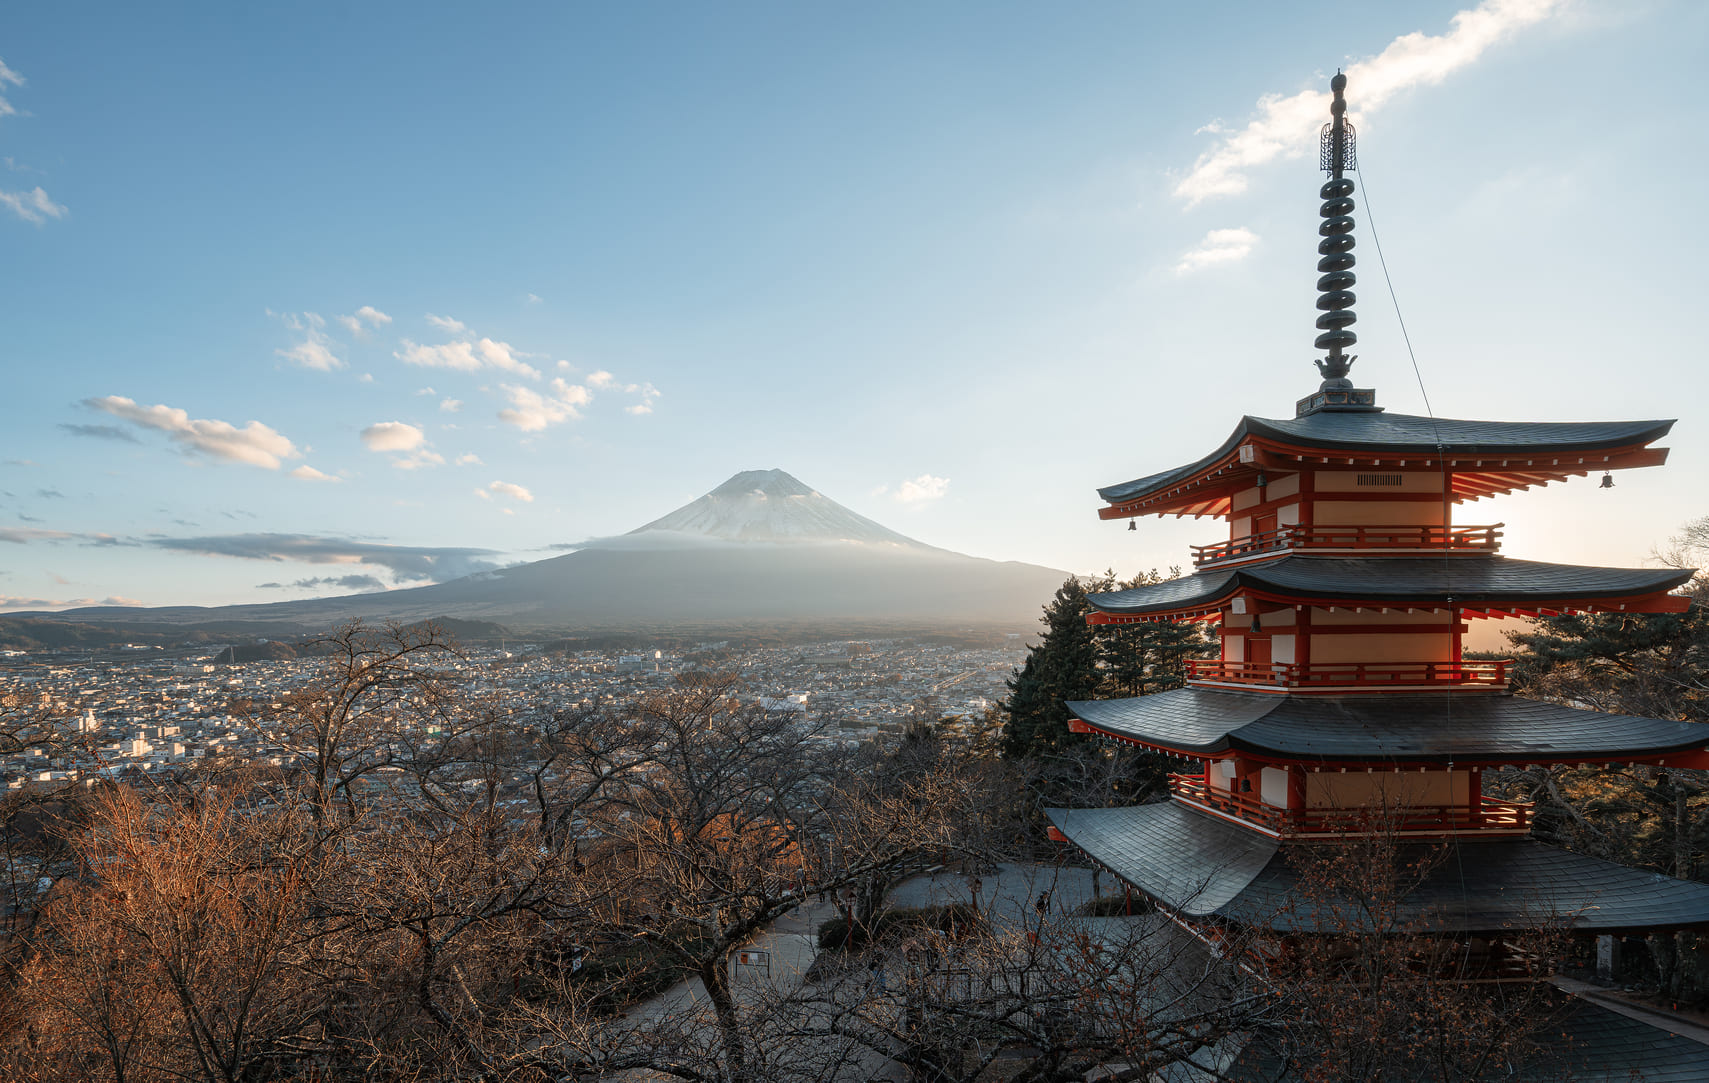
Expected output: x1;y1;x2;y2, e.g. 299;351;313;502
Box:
894;474;950;504
625;382;661;415
474;337;538;378
0;186;67;224
395;338;482;372
1173;0;1564;205
0;58;22;113
579;370;661;415
439;398;463;412
525;293;543;305
86;396;300;469
391;449;444;470
426;314;469;335
497;378;593;431
335;305;391;336
358;373;375;383
290;465;340;482
455;453;482;466
487;480;534;503
275;311;344;371
395;335;539;379
359;421;425;452
1175;227;1260;274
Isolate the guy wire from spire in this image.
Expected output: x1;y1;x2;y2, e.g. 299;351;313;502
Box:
1350;159;1471;956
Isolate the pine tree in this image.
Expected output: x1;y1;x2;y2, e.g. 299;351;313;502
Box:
1001;575;1106;760
1098;569;1210;699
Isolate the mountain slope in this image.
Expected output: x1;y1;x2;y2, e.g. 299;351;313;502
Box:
39;470;1069;631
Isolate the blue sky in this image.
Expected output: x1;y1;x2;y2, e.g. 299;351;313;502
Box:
3;0;1707;611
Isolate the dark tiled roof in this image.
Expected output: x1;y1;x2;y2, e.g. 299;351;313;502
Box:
1223;997;1709;1081
1066;689;1709;762
1098;414;1674;504
1045;803;1709;934
1085;555;1691;615
1046;802;1278;916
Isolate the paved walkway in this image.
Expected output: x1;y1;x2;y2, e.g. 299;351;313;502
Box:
1552;976;1709;1047
616;861;1106;1078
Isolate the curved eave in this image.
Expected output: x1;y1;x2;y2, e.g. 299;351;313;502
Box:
1096;415;1675;521
1083;556;1693;623
1046;803;1709;933
1064;689;1709;767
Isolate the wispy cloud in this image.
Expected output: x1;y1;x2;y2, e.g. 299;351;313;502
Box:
1174;0;1564;205
274;311;344;371
150;532;498;583
289;465;340;482
0;60;68;225
893;474;950;504
0;58;23;118
498;378;592;431
483;480;534;503
439;398;462;413
426;314;468;336
1175;227;1259;274
335;305;392;336
578;370;661;415
85;396;300;469
396;335;540;379
0;526;76;544
0;594;143;612
0;185;67;224
59;422;139;443
259;573;387;593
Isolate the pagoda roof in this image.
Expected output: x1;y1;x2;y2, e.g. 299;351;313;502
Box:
1097;412;1673;517
1085;554;1691;622
1045;802;1709;934
1066;688;1709;765
1222;997;1709;1082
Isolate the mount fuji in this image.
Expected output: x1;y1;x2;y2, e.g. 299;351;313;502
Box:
627;469;924;546
47;471;1069;632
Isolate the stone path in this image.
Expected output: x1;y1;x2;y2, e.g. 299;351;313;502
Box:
1552;976;1709;1047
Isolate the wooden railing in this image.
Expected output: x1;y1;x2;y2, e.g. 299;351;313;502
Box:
1191;523;1502;566
1168;774;1531;836
1186;659;1512;690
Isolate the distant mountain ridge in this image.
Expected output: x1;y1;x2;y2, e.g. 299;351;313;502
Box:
30;470;1069;632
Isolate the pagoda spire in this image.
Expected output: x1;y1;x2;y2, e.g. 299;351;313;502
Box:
1313;72;1358;389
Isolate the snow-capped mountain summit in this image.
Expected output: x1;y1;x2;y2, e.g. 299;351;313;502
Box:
629;469;924;546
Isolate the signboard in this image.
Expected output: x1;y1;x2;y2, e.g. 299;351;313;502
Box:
733;948;772;981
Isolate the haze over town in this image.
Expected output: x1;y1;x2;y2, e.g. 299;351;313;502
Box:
4;0;1707;615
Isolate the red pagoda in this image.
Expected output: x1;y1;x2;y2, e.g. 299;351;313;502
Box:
1046;74;1709;964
